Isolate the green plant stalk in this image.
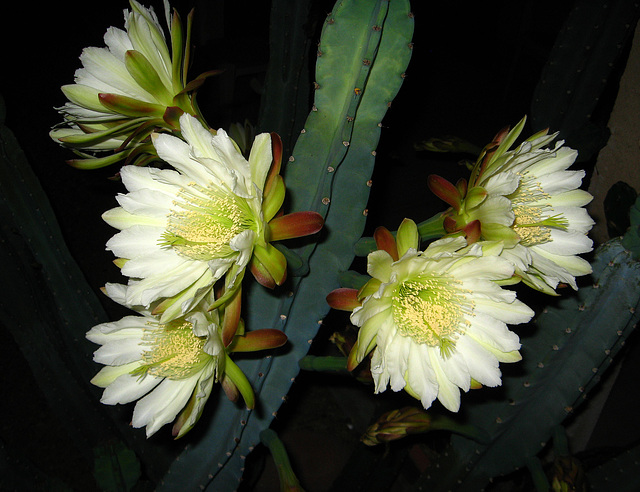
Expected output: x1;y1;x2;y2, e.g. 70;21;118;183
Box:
156;1;414;490
260;429;305;492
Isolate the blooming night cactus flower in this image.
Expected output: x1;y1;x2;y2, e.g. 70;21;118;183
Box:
327;220;533;412
50;0;217;169
428;116;594;294
87;289;287;438
103;113;323;322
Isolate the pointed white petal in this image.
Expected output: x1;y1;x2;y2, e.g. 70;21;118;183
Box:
101;372;163;405
248;133;273;191
105;225;164;259
132;375;200;437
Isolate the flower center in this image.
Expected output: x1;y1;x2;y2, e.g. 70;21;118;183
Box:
137;320;209;379
510;175;568;246
161;183;256;261
392;273;471;357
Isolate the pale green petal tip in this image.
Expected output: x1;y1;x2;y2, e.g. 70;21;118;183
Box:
248;132;273;191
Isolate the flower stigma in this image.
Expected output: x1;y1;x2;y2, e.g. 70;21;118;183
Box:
392;273;473;358
135;320;209;379
161;183;259;261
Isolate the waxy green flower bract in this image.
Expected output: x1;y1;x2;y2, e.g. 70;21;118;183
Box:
327;220;533;413
103;113;322;322
50;0;217;169
428;116;594;294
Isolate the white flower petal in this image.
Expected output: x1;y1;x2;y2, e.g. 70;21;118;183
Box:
120;249;188;279
405;344;439;409
367;250;394;283
132;375;200;437
465;312;521;354
430;351;462;412
101;372;163;405
248;133;273;192
473;297;534;325
455;336;502;387
91;361;142;388
102;207;165;230
537;229;593;256
125;262;211;307
152;132;217;185
534;170;585;197
93;336;146;366
482;170;520;196
105;225;165;259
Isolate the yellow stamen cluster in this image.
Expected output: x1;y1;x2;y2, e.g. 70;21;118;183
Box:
392;273;472;357
162;183;256;261
139;320;208;379
510;174;568;247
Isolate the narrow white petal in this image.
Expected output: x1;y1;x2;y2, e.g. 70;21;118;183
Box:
366;250;394;283
101;372;163;405
93;336;145;366
103;26;133;59
481;170;520;196
473;196;515;226
80;46;151;101
209;128;253;191
465;312;521;354
116;188;174;218
450;255;514;281
132;375;200;437
120;165;186;195
430;351;462;412
105;225;165;259
103;207;166;230
455;336;502;387
536;230;593;255
179;113;218;160
546;206;595;234
473;297;534;325
91;361;142;388
248;133;273;191
527;147;577;175
120;249;187;279
152;133;217;185
424;236;467;258
547;189;593;208
125;262;211;307
531;247;593;277
439;350;471;392
406;344;439;409
535;170;585;196
383;333;411;392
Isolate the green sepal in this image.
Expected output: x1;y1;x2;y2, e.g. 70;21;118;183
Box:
252;242;287;287
464;186;488;210
98;93;166;117
262;175;285;223
223;354;255;409
396;218;419;257
124;50;173;104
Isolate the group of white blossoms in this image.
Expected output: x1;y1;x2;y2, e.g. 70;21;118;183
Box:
51;0;594;437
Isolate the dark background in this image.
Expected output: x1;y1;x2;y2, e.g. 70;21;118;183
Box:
1;0;639;490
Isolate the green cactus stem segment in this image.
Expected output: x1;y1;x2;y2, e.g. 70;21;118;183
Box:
134;320;209;380
392;273;472;358
161;183;259;261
